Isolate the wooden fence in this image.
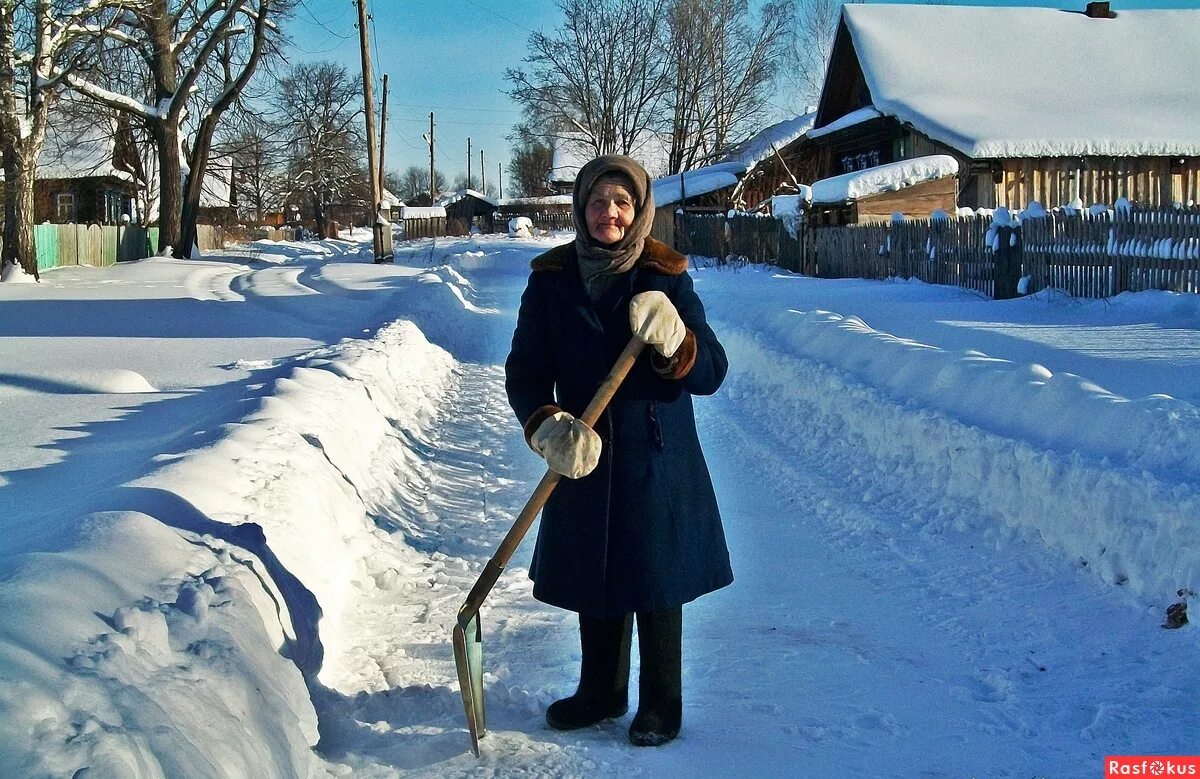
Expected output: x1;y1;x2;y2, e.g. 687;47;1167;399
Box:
677;212;815;274
11;223;226;271
495;211;574;233
1023;207;1200;297
676;206;1200;300
815;216;999;296
403;217;446;239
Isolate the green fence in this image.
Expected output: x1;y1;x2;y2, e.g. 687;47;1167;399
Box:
11;224;209;272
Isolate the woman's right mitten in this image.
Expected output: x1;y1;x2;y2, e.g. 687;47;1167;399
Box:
531;411;602;479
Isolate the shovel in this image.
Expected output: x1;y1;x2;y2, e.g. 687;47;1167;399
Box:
453;336;646;757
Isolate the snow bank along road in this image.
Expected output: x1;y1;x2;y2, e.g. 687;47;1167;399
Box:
0;234;1196;777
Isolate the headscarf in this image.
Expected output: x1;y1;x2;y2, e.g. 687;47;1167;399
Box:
572;155;656;297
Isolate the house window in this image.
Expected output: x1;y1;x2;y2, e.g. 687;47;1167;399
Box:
56;192;76;223
105;190;127;224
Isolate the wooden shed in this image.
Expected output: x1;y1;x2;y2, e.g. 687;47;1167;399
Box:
436;189;499;234
810;3;1200;211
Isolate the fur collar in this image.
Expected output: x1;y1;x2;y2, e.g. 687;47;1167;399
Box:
530;238;688;275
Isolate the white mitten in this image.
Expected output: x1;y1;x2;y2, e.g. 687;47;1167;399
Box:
629;291;685;358
531;411;602;479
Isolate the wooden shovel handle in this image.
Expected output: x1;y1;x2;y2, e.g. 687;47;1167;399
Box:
457;336;646;626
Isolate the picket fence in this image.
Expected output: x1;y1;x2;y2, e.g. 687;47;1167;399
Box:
678;206;1200;300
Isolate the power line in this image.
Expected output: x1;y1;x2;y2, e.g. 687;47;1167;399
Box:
458;0;536;34
300;0;355;39
396;102;523;115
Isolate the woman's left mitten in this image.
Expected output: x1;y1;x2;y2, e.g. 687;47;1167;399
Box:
629;291;685;357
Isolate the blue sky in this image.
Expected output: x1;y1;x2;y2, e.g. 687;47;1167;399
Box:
285;0;1200;192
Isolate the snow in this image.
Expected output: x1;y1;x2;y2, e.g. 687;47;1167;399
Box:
549;131;671;185
36;112;134;182
652;162;747;207
840;5;1200;158
1;230;1198;776
811;155;960;205
435;189;499;208
807;105;884;140
397;206;447;219
720;111;817;167
498;195;573;207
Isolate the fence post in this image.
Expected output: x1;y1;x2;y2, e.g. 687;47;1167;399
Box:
993;225;1021;299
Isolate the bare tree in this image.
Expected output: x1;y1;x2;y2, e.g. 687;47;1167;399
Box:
0;0;128;279
784;0;859;111
219;110;286;222
665;0;794;173
507;135;554;197
275;61;365;236
395;164;445;205
506;0;672;162
58;0;291;257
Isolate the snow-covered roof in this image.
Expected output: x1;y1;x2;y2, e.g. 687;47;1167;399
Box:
434;189;499;208
36;116;133;182
720;111;817;167
398;206;446;219
839;5;1200;158
652;162;747;208
807;106;883;141
497;195;574;207
811;155;959;205
200;160;232;208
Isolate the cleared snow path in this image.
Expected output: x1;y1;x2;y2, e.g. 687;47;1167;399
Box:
313;246;1199;776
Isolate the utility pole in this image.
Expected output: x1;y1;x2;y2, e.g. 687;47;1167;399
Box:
424;112;436;204
356;0;388;261
378;73;389;201
467;136;472;191
480;149;486;195
498;162;503;200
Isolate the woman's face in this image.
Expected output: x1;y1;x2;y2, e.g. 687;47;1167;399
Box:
585;182;636;244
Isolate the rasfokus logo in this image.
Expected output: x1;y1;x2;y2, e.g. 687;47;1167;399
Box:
1106;757;1200;777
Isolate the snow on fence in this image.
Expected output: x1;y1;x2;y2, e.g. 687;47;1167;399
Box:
1022;207;1200;298
678;206;1200;300
494;210;574;233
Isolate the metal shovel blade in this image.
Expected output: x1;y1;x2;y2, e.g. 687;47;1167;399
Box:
452;613;486;756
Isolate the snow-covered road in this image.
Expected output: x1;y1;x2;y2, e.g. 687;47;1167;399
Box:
1;233;1196;777
295;238;1200;776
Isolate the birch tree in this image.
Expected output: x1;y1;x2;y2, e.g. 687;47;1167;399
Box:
0;0;129;279
60;0;289;257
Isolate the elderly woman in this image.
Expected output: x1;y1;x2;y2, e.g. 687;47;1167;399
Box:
504;155;731;747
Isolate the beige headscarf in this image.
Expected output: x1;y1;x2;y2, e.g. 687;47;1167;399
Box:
572;155;656;297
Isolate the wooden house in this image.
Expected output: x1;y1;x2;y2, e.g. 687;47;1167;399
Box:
810;2;1200;212
32;113;138;224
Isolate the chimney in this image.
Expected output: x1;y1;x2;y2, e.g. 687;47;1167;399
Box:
1085;1;1115;18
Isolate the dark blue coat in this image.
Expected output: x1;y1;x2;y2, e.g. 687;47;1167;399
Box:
504;238;732;617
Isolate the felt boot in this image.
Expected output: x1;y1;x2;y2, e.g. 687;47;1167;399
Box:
629;607;683;747
546;613;633;730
